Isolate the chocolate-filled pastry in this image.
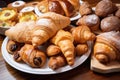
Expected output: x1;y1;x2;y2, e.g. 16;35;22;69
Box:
13;51;22;62
19;44;46;68
6;40;24;54
48;55;67;70
7;1;26;12
101;16;120;32
94;31;120;64
79;2;93;16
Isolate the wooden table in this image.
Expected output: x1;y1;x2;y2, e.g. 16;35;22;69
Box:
1;0;120;80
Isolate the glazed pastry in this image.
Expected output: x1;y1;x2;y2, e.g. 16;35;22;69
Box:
101;16;120;32
79;2;93;16
48;55;66;70
7;1;26;12
75;44;88;56
76;14;100;31
46;45;61;56
5;12;70;47
95;0;117;17
19;44;46;67
51;30;75;65
94;31;120;64
18;12;37;22
0;8;17;21
38;0;80;17
6;40;24;54
71;25;96;44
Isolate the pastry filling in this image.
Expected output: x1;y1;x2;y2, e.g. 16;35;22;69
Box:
10;44;18;51
33;57;42;66
14;52;20;60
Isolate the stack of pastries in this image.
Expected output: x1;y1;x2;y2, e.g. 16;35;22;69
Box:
4;0;120;70
0;0;41;27
5;12;95;70
76;0;120;64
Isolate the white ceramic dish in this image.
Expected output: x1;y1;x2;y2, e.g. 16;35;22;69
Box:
1;37;92;74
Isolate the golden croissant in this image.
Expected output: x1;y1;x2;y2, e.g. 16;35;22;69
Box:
51;30;75;65
94;31;120;64
5;12;70;47
71;25;96;44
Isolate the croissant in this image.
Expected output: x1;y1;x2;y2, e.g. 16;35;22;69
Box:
38;0;80;17
5;12;70;47
19;44;46;67
76;14;100;31
46;44;61;56
51;30;75;65
48;55;66;70
75;44;88;56
94;31;120;64
71;25;96;44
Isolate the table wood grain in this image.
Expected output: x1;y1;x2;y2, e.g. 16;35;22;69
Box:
1;0;120;80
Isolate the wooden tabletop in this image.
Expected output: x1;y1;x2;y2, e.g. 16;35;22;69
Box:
1;0;120;80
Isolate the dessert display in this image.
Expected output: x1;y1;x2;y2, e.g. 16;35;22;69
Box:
5;12;92;70
1;0;120;74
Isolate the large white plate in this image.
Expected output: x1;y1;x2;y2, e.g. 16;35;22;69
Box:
1;37;92;74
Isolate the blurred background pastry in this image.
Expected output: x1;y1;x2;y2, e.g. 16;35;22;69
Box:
37;0;80;17
7;0;26;12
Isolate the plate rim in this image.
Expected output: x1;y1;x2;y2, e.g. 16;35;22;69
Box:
1;37;92;74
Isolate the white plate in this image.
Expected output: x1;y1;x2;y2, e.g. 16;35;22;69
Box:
1;37;92;74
